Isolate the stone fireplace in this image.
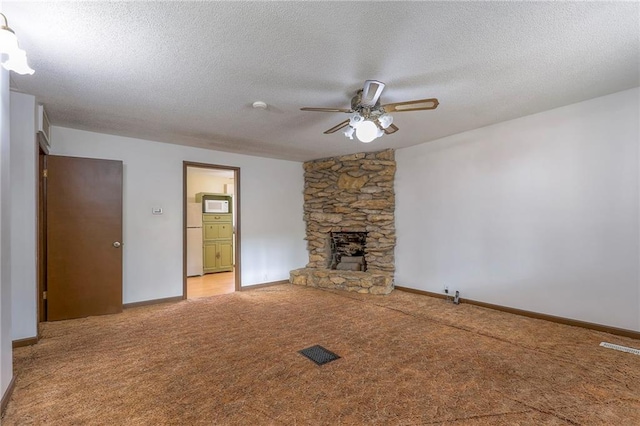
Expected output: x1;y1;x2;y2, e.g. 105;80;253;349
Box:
290;149;395;294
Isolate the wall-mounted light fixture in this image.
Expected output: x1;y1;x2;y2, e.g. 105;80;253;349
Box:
0;13;34;75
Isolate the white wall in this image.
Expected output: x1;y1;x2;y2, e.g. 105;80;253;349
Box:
396;88;640;331
49;127;306;304
186;169;234;202
10;92;37;341
0;67;13;400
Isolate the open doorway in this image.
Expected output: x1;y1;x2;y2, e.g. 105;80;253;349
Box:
183;162;240;299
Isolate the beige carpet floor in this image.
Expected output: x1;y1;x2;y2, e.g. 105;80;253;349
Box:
3;284;640;425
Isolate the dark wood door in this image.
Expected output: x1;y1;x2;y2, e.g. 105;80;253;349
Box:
46;155;123;320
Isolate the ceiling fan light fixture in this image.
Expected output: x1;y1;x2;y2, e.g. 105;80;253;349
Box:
2;48;32;74
349;113;364;128
0;25;18;53
355;120;380;143
378;113;393;129
301;79;438;143
343;126;355;140
0;13;34;75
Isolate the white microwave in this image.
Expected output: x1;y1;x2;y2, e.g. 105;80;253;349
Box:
204;199;229;213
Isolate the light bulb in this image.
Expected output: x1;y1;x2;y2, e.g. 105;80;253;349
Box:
355;120;379;143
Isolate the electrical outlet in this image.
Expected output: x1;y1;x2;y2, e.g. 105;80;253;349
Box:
444;285;449;293
263;274;268;281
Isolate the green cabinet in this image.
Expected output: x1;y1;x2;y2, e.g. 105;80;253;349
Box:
204;222;232;240
202;213;233;273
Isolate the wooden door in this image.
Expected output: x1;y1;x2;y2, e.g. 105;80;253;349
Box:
46;155;123;321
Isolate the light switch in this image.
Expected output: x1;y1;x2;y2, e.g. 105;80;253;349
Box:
152;207;163;215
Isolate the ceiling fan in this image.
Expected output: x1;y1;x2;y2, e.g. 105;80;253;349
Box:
300;80;439;143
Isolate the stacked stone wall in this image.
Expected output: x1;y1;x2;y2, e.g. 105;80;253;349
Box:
290;149;396;294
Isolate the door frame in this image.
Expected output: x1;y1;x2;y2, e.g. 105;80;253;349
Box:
37;135;49;326
182;161;241;297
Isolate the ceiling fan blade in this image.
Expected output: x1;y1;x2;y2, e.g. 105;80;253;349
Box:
300;107;352;113
373;120;398;135
324;119;351;134
382;98;439;113
383;123;399;135
360;80;386;107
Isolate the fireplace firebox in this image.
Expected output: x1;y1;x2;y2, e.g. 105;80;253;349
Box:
329;232;367;272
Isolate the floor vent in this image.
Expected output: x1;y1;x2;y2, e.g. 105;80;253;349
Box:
299;345;340;365
600;342;640;356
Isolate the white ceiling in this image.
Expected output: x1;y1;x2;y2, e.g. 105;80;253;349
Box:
4;1;639;162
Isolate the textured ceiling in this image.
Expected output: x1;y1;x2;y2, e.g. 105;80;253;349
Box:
4;1;639;161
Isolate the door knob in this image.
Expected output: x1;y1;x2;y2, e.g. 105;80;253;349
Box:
113;242;122;248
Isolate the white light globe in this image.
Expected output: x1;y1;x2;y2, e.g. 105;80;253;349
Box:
378;113;393;129
1;48;34;75
355;120;379;143
0;29;34;75
0;29;20;56
343;126;355;140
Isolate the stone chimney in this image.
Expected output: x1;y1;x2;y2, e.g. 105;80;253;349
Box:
290;149;396;295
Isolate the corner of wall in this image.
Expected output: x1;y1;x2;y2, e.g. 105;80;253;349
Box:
0;65;14;404
9;91;38;341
